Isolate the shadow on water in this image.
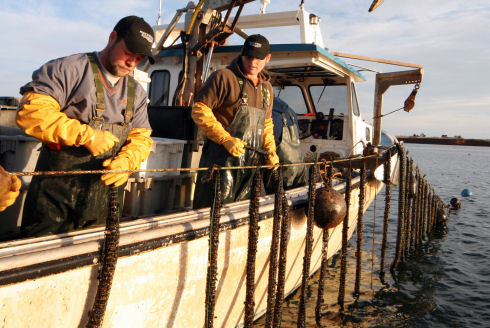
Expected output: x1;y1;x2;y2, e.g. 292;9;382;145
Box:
255;222;454;327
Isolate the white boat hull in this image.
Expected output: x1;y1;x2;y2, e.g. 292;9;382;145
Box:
0;174;385;328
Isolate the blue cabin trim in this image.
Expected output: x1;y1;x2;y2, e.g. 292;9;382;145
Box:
155;43;365;80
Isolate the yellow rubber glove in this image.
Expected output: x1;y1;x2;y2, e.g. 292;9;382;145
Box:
17;92;119;155
101;128;153;186
0;166;21;211
222;136;246;157
191;102;246;156
263;118;279;169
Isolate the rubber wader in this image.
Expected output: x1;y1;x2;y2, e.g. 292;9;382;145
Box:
21;53;135;237
193;77;269;209
266;109;306;193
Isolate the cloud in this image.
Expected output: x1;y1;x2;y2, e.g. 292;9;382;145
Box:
1;0;489;138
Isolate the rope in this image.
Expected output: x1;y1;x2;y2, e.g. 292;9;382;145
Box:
315;229;329;325
315;162;334;324
354;163;366;297
8;150;395;178
265;170;284;328
337;161;351;310
272;176;291;328
297;164;316;327
86;186;120;328
403;158;413;259
391;143;406;271
205;168;222;328
409;169;419;254
379;150;391;281
244;168;262;327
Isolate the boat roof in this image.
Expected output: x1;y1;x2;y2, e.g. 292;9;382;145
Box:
155;43;365;82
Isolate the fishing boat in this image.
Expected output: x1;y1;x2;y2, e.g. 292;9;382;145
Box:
0;1;423;327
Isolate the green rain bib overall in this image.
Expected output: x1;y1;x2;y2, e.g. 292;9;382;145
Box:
21;53;135;237
193;77;269;209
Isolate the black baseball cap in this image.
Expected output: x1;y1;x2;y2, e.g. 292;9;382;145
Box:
241;34;270;60
114;16;155;64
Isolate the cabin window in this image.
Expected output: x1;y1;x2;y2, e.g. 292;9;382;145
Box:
351;82;360;116
149;70;170;106
272;85;308;114
309;84;348;117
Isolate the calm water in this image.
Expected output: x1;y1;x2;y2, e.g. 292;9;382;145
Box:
258;144;490;327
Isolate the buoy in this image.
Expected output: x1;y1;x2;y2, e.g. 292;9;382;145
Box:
461;189;472;197
314;187;346;229
436;207;448;225
450;197;461;210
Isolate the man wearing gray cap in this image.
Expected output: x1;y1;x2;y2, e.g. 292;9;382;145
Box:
191;34;279;208
16;16;155;237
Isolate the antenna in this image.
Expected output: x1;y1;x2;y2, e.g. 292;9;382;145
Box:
157;0;162;25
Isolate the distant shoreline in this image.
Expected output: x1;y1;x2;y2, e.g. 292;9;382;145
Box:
397;136;490;147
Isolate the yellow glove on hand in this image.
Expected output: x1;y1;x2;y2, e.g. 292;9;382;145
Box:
266;152;280;170
0;166;21;211
79;126;119;156
17;92;118;155
222;136;246;157
101;156;132;187
262;118;278;170
100;128;153;186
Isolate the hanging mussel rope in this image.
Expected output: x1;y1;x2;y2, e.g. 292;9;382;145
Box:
379;150;391;281
403;157;413;259
390;147;448;271
265;169;284;328
337;162;352;309
315;163;334;325
244;168;262;327
354;163;366;297
86;186;120;328
272;172;292;328
297;164;317;328
205;167;222;328
391;144;406;270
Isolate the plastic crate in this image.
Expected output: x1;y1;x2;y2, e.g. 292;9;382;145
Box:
135;137;186;178
0;135;42;236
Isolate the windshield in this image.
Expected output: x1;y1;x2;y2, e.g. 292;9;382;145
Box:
309;84;348;116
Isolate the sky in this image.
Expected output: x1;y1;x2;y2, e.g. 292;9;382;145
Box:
1;0;489;138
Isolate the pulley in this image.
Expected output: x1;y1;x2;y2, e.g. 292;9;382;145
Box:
404;83;420;112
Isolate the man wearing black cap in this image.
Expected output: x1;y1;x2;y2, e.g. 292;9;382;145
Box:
191;34;280;208
16;16;155;237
